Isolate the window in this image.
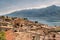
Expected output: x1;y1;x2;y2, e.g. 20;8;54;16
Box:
48;39;51;40
16;23;19;26
31;26;33;28
53;39;56;40
14;30;17;32
20;24;23;27
32;36;35;40
53;34;56;38
5;29;8;31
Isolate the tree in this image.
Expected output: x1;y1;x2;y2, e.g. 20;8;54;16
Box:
0;31;6;40
12;17;17;20
35;21;38;23
6;16;9;18
1;16;5;18
23;18;28;20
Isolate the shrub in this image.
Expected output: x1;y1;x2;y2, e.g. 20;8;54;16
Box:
35;21;38;23
23;18;28;20
0;31;6;40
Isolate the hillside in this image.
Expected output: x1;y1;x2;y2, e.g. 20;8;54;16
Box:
0;16;60;40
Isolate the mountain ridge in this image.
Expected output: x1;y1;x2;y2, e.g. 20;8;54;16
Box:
6;5;60;17
5;5;60;26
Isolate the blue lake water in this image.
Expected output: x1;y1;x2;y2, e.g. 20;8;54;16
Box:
26;17;60;26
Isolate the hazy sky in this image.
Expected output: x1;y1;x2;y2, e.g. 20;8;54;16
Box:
0;0;60;15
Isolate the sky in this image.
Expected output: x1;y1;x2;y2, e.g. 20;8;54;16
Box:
0;0;60;15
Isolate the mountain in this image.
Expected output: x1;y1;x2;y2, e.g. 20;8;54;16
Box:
5;5;60;26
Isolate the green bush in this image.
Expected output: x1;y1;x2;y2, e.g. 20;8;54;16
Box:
0;31;6;40
23;18;28;20
35;21;38;23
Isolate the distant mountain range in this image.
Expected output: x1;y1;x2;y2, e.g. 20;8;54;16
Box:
6;5;60;26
